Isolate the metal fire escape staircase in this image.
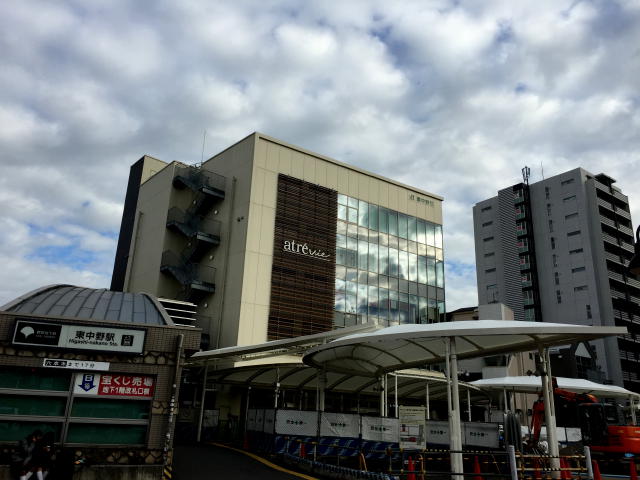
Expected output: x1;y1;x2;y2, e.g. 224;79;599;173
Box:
160;165;225;303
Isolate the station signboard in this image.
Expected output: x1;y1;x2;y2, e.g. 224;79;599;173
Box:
13;319;146;354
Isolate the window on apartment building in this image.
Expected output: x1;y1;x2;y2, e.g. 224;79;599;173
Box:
547;203;552;216
574;285;588;292
561;178;575;186
553;254;558;267
484;252;495;258
545;186;550;199
556;290;562;304
554;272;560;285
548;219;554;232
482;221;493;227
564;195;576;202
572;266;586;273
586;304;592;319
569;248;584;254
485;268;496;273
483;236;494;242
481;206;492;212
550;237;556;249
565;213;578;220
567;230;581;237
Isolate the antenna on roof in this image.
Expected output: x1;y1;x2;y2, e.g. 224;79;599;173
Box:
540;161;544;180
522;166;531;185
200;129;207;166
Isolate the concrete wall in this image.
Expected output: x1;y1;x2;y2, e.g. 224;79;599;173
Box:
199;134;256;348
236;134;443;347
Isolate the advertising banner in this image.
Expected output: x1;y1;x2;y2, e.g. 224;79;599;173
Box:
247;409;257;431
73;373;154;398
14;319;145;354
425;420;450;446
254;409;265;432
263;409;275;434
320;412;360;438
361;416;399;442
275;410;318;436
399;406;426;450
463;422;500;448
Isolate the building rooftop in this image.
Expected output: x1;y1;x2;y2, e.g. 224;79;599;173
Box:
1;285;173;326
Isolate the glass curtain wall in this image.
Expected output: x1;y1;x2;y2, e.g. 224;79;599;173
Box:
334;194;445;328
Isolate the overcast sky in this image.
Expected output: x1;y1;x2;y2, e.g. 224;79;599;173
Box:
1;0;639;310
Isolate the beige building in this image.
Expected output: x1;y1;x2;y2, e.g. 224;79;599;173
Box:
112;132;445;352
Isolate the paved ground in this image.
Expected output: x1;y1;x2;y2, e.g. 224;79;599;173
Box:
173;444;314;480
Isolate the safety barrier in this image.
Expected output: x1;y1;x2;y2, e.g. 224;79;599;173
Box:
274;437;600;480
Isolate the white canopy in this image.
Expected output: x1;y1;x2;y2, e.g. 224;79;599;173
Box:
471;375;640;399
303;320;626;376
207;362;480;400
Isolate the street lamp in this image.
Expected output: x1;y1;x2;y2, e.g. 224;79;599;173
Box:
629;226;640;276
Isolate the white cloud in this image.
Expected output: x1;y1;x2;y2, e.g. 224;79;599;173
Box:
0;0;638;312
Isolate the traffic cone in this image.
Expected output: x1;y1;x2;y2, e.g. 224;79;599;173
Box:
630;458;638;480
560;458;571;480
592;460;602;480
299;441;306;458
473;455;483;480
407;456;416;480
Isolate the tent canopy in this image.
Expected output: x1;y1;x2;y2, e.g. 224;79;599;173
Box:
470;375;639;399
206;362;480;400
303;320;627;376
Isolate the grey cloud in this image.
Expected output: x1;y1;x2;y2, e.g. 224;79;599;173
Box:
0;0;638;310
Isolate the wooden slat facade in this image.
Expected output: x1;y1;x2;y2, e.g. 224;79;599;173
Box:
268;174;337;340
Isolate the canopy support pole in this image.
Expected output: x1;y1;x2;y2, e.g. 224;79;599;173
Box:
274;367;280;409
395;374;399;418
196;361;209;443
467;388;472;422
448;337;464;478
503;388;508;413
379;375;385;417
319;368;326;412
631;395;637;426
426;382;430;420
539;346;560;478
384;374;389;417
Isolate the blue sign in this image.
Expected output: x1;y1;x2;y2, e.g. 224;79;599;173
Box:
79;374;96;392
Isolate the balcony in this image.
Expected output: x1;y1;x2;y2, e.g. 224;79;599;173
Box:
517;242;529;254
523;297;535;306
608;270;640;290
166;207;221;261
515;211;526;220
516;227;528;237
519;262;531;271
173;165;226;215
160;250;216;303
521;279;532;288
603;233;635;255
